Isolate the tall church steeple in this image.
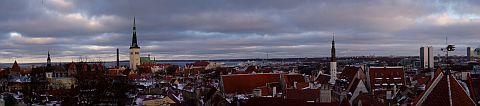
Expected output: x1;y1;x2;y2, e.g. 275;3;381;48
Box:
331;35;336;62
129;17;141;71
329;33;337;84
130;17;139;48
47;50;51;67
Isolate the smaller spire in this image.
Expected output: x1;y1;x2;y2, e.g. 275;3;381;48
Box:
333;33;335;42
130;17;139;48
47;50;52;67
331;33;336;62
133;16;136;30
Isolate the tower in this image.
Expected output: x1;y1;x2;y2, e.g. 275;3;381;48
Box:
329;34;337;84
47;50;51;67
116;48;120;68
129;17;140;71
420;46;433;69
46;51;53;78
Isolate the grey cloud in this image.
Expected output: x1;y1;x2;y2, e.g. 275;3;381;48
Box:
1;0;479;63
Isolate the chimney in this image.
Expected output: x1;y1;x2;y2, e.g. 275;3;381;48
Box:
116;48;119;68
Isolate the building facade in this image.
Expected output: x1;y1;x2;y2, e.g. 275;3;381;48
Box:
420;46;434;69
467;47;480;61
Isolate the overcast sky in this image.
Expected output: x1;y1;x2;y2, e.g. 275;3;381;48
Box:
1;0;480;63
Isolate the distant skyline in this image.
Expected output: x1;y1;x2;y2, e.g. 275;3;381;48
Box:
1;0;480;63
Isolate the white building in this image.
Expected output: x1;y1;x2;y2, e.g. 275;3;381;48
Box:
467;47;480;61
420;46;434;69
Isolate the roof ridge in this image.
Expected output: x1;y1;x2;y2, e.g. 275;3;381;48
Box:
448;75;476;105
447;75;452;106
415;72;444;106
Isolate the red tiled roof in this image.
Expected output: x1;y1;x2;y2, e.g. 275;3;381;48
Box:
339;66;360;83
128;73;140;80
295;82;309;89
284;74;306;88
245;66;257;73
259;68;273;73
348;78;361;93
414;71;476;106
368;67;405;94
450;75;476;106
257;86;272;96
285;89;320;101
416;76;430;85
315;74;330;84
352;93;385;106
243;97;339;106
339;97;351;106
467;74;480;104
221;74;281;94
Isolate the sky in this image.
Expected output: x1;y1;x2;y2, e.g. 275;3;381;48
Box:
1;0;480;63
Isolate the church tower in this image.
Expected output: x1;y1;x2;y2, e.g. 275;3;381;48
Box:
329;34;337;84
129;17;140;71
46;51;53;78
47;50;51;67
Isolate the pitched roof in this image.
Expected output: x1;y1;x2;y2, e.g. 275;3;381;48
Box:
284;74;306;88
368;67;405;92
339;97;351;106
467;74;480;104
414;71;476;106
347;78;361;93
11;60;21;72
285;89;320;101
245;66;258;73
221;73;281;94
339;66;360;83
242;97;339;106
352;93;385;106
315;74;330;84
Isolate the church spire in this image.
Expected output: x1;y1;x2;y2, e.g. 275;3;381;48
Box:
47;50;51;67
328;33;338;84
331;33;336;62
130;17;139;48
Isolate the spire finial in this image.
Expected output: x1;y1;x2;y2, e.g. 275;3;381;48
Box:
130;17;139;48
333;33;335;41
47;50;52;67
331;32;336;62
